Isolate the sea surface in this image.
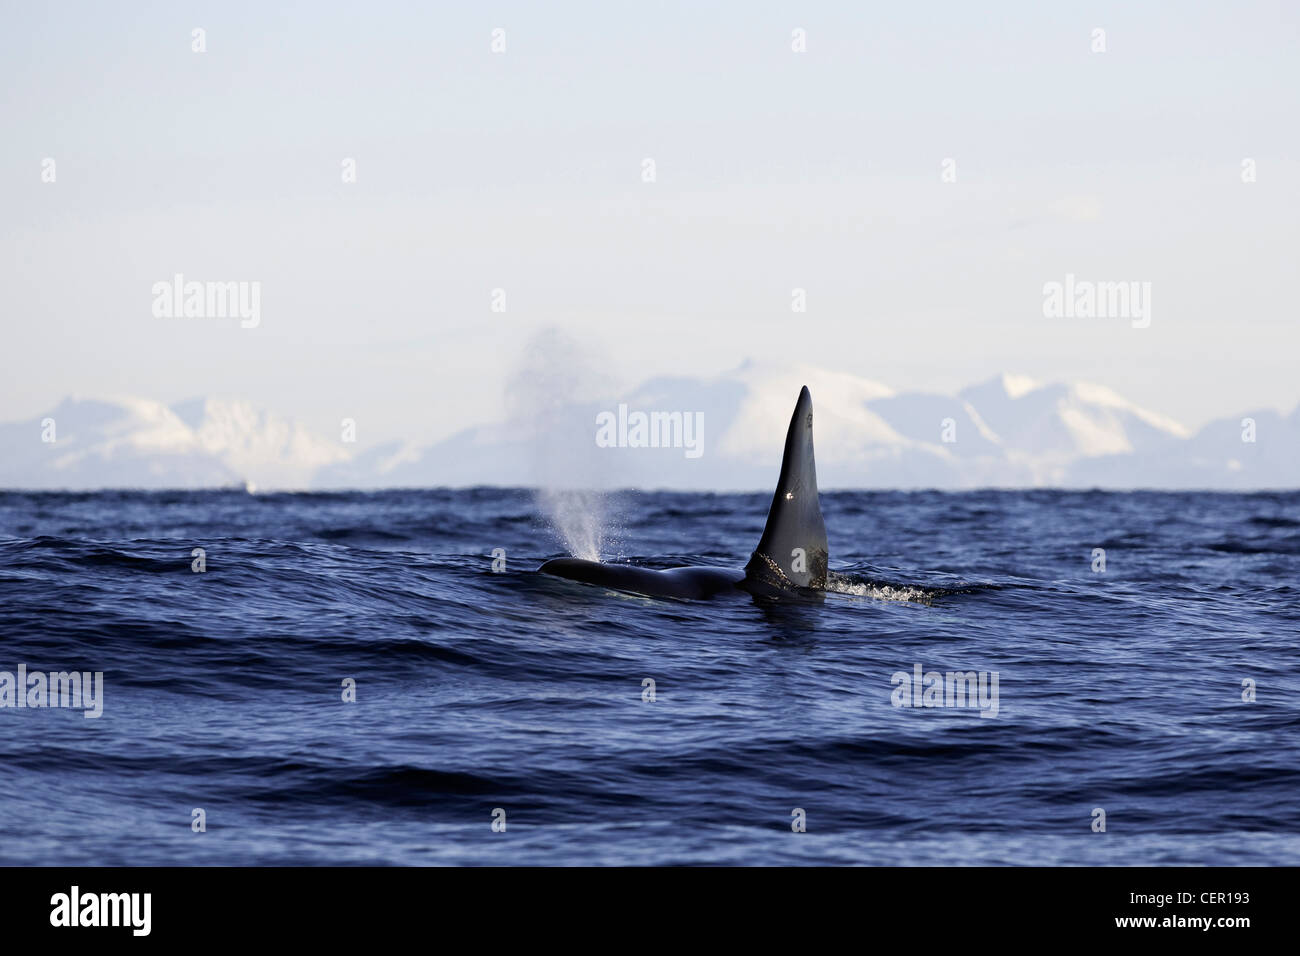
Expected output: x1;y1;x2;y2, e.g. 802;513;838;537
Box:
0;488;1297;866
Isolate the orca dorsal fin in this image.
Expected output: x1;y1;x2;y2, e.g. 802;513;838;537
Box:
743;386;829;589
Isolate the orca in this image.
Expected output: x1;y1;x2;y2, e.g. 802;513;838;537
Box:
538;386;829;599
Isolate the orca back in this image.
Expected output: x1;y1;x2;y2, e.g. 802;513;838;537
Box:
538;557;744;599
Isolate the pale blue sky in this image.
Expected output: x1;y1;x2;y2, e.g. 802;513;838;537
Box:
2;0;1297;445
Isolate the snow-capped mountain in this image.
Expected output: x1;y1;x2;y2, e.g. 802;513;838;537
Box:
343;364;1216;490
169;397;350;490
0;396;347;490
1067;405;1300;489
867;373;1193;486
1;368;1295;489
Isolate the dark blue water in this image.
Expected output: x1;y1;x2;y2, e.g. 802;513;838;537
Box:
0;489;1297;865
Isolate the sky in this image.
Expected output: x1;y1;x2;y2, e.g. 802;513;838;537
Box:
2;0;1297;447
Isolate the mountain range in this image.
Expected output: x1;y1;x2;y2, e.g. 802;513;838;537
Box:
2;365;1295;490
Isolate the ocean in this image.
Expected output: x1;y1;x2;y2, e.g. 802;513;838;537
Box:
0;488;1296;865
